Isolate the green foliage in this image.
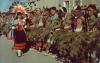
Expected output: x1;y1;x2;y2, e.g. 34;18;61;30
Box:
49;31;100;63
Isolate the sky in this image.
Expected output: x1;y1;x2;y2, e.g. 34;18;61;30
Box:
0;0;27;12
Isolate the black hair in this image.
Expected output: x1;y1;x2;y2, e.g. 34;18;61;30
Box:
62;7;67;13
50;7;57;12
17;12;22;16
44;8;50;12
88;4;96;10
15;12;22;19
75;5;81;10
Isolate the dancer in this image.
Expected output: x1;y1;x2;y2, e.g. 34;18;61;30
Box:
12;12;27;57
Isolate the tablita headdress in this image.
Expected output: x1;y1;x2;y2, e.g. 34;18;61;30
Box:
11;4;27;14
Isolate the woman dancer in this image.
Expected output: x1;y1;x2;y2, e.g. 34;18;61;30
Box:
12;13;27;57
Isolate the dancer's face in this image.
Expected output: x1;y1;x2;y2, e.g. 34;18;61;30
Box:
18;15;23;19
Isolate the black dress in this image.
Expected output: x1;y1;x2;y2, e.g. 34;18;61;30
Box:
13;27;27;50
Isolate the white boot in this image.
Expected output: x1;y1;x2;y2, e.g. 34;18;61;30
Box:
17;50;22;57
99;61;100;63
